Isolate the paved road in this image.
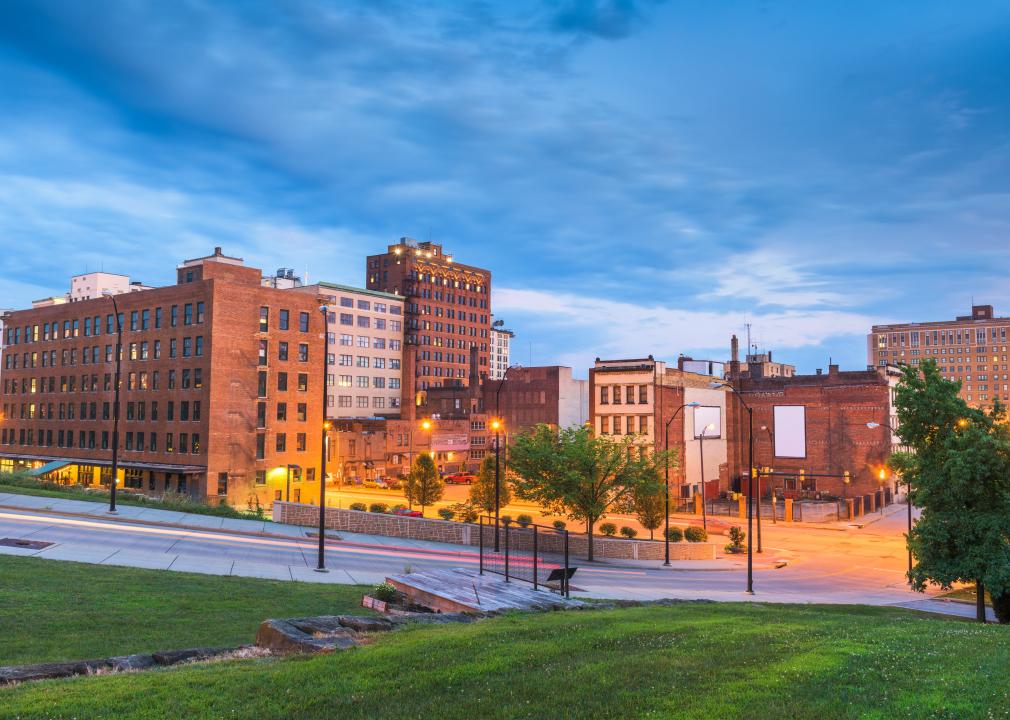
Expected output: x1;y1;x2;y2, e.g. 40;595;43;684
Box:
0;493;963;615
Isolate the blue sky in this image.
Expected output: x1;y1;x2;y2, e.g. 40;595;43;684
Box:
2;1;1010;375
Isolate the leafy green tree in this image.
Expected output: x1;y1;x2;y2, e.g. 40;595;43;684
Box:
629;483;667;540
889;359;1010;622
405;454;444;515
508;424;670;560
469;454;511;514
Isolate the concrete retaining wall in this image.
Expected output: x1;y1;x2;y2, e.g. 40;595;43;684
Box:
273;502;716;561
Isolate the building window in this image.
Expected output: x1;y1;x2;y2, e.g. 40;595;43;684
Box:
299;312;310;332
259;307;269;333
600;387;609;405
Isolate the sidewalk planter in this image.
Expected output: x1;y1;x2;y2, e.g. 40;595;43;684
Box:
273;502;717;562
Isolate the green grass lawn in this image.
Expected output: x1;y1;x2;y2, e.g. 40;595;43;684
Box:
0;473;268;520
3;598;1009;719
0;555;368;666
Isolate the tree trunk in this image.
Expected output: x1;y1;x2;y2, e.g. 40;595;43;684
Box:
586;519;594;562
991;590;1010;624
977;580;987;623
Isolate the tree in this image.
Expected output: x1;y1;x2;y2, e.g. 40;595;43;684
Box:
469;454;512;514
508;424;670;560
629;483;666;540
889;358;1010;623
404;454;444;515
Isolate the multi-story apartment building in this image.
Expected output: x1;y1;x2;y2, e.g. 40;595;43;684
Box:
297;282;404;420
868;304;1010;406
0;248;325;509
489;318;513;380
589;357;728;498
365;238;491;401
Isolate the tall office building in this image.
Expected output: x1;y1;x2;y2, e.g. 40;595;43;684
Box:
365;238;491;403
868;304;1010;406
488;317;514;381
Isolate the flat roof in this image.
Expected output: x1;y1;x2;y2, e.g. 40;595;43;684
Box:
312;281;405;302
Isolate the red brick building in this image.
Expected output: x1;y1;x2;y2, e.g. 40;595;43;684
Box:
365;238;491;402
869;303;1010;407
725;336;900;498
0;248;326;509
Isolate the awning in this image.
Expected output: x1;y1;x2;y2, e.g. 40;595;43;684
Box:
27;460;71;477
0;452;206;474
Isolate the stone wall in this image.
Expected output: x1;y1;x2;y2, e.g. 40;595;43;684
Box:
273;502;717;561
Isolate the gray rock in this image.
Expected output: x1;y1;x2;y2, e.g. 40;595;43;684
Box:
336;615;397;633
256;619;358;654
151;647;234;666
108;654;157;671
0;659;110;684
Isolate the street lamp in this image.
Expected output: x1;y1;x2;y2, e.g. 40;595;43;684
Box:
712;381;755;594
697;422;716;531
866;420;912;581
102;291;123;514
491;417;503;550
316;305;330;573
663;401;700;566
493;364;521;551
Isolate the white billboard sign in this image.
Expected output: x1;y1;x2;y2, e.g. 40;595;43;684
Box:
773;405;806;458
693;406;722;438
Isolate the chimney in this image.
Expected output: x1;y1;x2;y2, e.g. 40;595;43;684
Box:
828;363;839;375
468;344;479;388
729;335;741;381
214;246;223;257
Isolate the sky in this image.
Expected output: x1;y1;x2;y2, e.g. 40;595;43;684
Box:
2;1;1010;376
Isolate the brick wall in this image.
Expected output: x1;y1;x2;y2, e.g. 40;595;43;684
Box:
273;501;717;561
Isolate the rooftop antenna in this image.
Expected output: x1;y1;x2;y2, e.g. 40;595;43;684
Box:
745;323;752;357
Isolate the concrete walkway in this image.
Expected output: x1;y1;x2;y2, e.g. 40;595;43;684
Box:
0;491;987;623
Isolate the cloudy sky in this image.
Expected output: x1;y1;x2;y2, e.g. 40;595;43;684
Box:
2;1;1009;374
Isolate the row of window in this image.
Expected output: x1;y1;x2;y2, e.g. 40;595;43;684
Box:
254;432;309;458
334;314;402;331
599;415;651;436
876;327;1010;349
599;385;650;405
328;375;401;389
331;296;401;314
5;336;204;370
255;402;311;427
6;303;206;346
329;334;401;350
0;427;201;454
257;307;312;333
4;368;203;395
5;399;202;422
258;340;309;365
329;396;399;409
331;355;400;370
257;371;310;396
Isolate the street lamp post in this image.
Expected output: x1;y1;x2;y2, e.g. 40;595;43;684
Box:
103;292;123;514
866;420;911;582
697;423;716;531
493;364;520;552
713;381;755;595
316;305;330;573
663;401;700;566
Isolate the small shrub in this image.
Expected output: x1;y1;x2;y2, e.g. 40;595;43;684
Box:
684;526;708;543
437;508;456;521
349;502;367;512
369;503;389;513
725;526;746;554
516;513;533;528
599;522;617;537
552;520;567;531
666;526;683;542
619;526;638;539
371;582;397;602
500;514;513;525
449;502;478;523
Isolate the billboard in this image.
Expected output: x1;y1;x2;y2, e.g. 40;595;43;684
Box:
773;405;806;458
693;406;722;438
431;433;469;452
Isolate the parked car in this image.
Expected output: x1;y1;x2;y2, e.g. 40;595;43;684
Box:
392;508;423;518
445;472;476;485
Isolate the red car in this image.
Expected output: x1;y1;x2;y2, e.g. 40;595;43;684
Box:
392;508;423;518
445;472;476;485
